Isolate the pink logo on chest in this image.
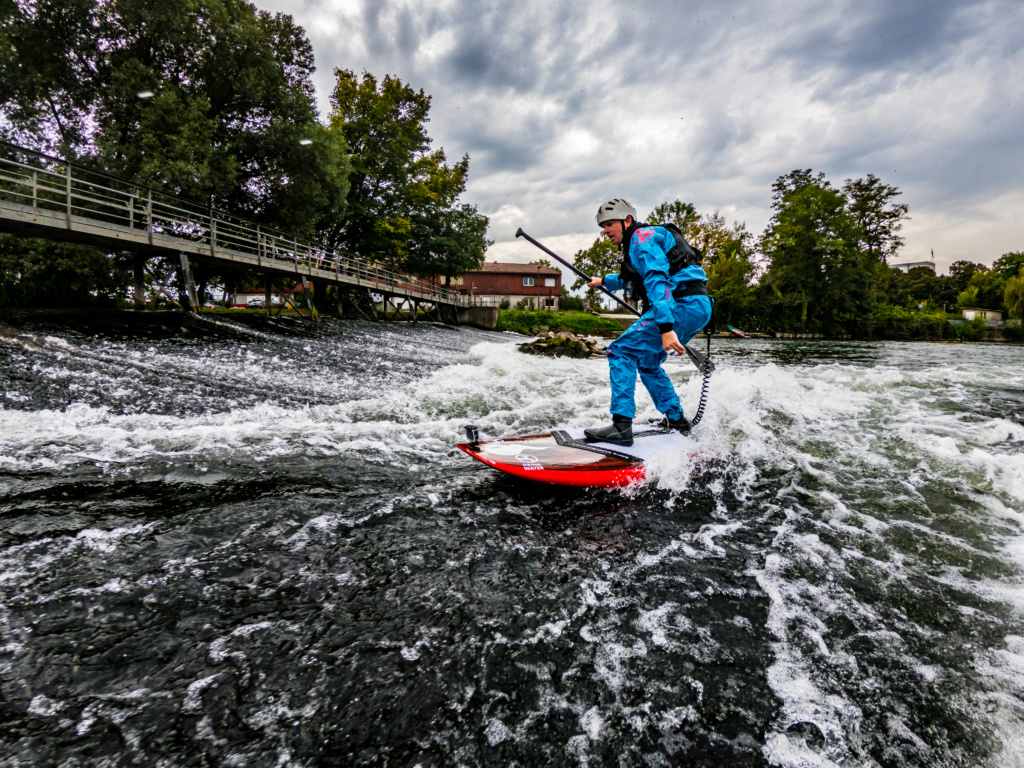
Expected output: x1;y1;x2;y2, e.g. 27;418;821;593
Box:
634;228;654;244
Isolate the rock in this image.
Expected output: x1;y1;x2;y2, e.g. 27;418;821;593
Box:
518;331;606;359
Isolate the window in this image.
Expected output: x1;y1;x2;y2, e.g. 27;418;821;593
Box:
544;277;556;287
523;277;534;286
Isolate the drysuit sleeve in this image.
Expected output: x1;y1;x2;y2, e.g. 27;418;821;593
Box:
629;229;676;330
602;273;624;292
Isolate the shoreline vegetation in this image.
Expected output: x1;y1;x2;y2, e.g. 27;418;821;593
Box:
2;306;1020;343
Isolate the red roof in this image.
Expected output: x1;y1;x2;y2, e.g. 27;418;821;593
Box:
467;262;561;276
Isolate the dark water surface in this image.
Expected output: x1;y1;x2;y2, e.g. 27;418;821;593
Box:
1;312;1023;767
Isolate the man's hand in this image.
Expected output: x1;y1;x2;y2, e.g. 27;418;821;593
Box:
661;329;686;355
587;276;603;289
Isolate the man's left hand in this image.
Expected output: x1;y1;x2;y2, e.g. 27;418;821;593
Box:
661;330;686;355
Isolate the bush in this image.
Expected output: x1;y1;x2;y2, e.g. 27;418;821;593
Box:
1003;319;1024;342
947;316;988;342
867;305;950;340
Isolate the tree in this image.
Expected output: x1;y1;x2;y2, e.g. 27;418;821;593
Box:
902;266;944;306
405;204;490;287
667;206;756;327
571;236;620;307
958;266;1006;310
649;200;699;233
842;174;909;265
327;69;470;269
759;172;872;335
688;210;752;263
0;235;131;308
992;252;1024;281
948;261;986;294
771;169;831;207
1005;269;1024;320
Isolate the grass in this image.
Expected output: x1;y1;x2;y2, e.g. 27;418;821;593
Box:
495;309;625;337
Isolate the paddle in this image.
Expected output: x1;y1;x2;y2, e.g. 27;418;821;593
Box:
515;228;640;317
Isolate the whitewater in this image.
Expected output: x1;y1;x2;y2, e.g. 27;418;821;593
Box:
1;312;1023;767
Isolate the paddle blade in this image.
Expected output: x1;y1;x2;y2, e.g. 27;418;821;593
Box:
684;344;715;375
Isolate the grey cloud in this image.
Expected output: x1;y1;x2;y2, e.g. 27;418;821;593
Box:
260;0;1024;266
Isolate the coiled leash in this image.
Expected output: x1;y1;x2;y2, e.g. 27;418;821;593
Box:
682;301;715;428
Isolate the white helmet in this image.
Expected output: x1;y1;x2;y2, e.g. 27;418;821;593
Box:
595;198;637;226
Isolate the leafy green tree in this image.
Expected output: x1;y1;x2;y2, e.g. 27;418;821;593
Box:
958;266;1006;310
571;236;620;307
1004;269;1024;319
948;261;986;294
992;252;1024;281
842;174;909;265
759;171;872;335
405;204;490;287
327;69;470;269
0;235;131;308
771;169;831;206
902;266;945;306
685;210;755;327
686;212;749;261
648;200;699;233
0;0;353;305
560;287;583;311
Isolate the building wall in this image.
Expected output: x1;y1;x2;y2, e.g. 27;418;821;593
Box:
962;308;1003;322
454;270;561;309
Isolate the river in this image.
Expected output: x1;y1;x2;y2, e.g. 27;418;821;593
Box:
1;311;1023;767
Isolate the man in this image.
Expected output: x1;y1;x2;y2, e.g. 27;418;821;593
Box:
584;198;712;446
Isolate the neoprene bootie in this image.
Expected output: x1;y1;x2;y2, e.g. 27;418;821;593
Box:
658;413;691;435
585;416;634;446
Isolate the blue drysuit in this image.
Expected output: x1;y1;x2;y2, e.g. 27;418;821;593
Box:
601;224;712;420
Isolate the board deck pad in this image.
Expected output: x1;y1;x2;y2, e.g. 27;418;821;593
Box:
457;426;694;487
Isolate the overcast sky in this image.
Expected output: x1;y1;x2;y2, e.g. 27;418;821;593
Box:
256;0;1023;275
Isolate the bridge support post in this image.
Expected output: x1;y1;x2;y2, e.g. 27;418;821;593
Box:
133;254;147;310
300;276;317;322
264;276;272;316
178;253;199;312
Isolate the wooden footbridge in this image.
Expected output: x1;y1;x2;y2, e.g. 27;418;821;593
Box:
0;142;471;323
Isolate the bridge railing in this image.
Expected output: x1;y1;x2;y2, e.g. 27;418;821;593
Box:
0;142;467;306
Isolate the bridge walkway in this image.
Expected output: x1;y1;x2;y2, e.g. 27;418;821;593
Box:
0;143;468;321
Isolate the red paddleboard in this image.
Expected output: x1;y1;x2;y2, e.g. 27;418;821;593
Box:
457;426;694;488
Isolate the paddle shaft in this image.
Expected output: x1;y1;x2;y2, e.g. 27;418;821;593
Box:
515;228;640;317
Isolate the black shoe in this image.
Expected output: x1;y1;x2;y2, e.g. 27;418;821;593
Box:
659;414;691;435
584;418;634;446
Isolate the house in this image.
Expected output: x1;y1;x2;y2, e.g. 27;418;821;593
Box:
891;260;936;273
961;307;1004;323
451;262;562;309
